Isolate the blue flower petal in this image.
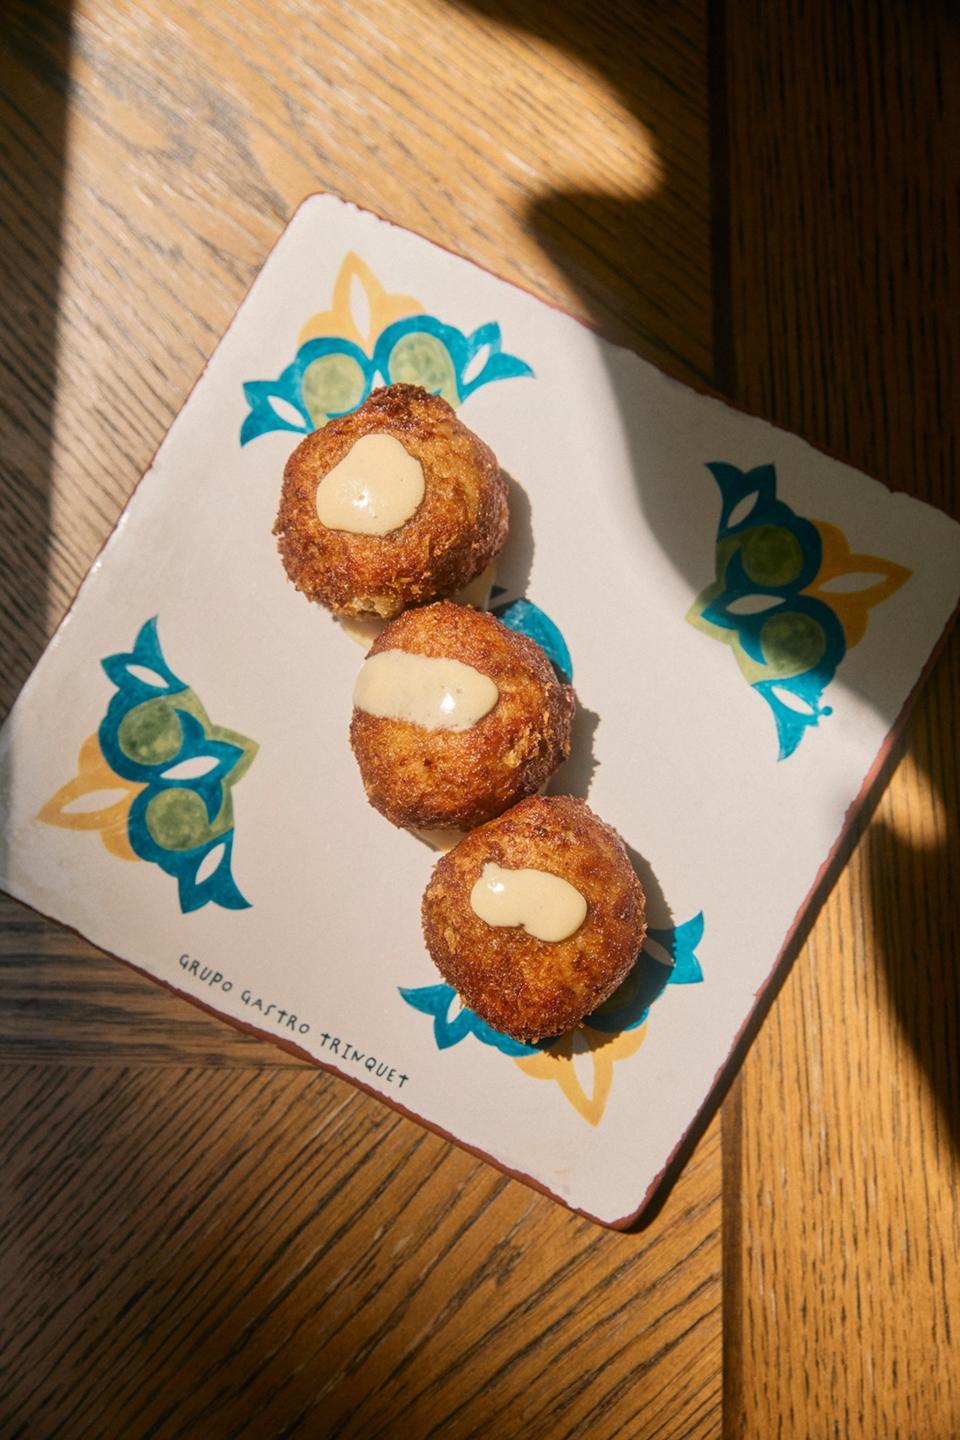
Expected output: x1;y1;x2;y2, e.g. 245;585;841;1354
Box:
398;984;539;1056
459;321;534;398
401;914;705;1049
650;912;705;984
754;672;834;762
242;310;533;443
490;597;573;683
101;617;186;697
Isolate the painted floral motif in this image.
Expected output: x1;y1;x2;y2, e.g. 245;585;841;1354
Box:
240;253;533;445
400;914;704;1125
38;619;257;913
687;462;911;759
398;984;537;1059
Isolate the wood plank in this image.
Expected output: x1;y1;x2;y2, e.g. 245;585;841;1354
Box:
0;1066;722;1438
0;897;296;1064
722;2;960;1434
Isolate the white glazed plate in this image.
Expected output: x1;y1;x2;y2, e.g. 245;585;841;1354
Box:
2;195;958;1225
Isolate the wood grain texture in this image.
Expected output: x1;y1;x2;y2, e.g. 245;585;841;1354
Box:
0;2;722;1436
0;1067;721;1438
721;3;960;1437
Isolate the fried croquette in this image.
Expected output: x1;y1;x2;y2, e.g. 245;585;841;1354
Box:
274;384;508;618
421;795;647;1043
350;601;575;831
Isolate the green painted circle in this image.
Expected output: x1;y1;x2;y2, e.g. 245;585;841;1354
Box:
302;354;367;424
386;334;458;404
760;611;826;678
118;699;182;766
146;787;211;851
740;525;804;587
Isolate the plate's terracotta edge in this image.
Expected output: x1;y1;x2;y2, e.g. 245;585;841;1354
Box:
1;188;958;1229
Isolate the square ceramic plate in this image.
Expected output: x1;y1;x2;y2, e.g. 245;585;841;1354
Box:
2;194;958;1226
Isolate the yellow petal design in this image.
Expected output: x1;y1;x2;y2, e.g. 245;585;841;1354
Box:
37;734;144;861
298;252;423;350
514;1022;649;1125
806;521;911;648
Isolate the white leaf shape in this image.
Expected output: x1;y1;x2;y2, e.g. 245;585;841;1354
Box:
162;755;219;781
460;345;490;388
127;664;167;687
726;594;783;615
770;685;816;716
643;936;675;969
727;492;760;528
194;843;226;888
817;571;888;594
62;788;131;815
268;396;308;428
570;1029;595;1097
349;272;371;343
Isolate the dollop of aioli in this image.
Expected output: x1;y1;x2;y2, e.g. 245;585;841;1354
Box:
353;650;499;732
469;862;588;942
316;433;425;535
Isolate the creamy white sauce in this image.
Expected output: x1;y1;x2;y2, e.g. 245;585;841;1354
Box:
469;862;588;943
353;650;499;732
316;432;425;535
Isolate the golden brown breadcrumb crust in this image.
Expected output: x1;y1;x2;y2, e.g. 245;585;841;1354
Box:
421;795;647;1043
350;601;575;830
274;385;509;617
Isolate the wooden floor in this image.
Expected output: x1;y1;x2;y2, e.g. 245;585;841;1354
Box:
1;2;956;1436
